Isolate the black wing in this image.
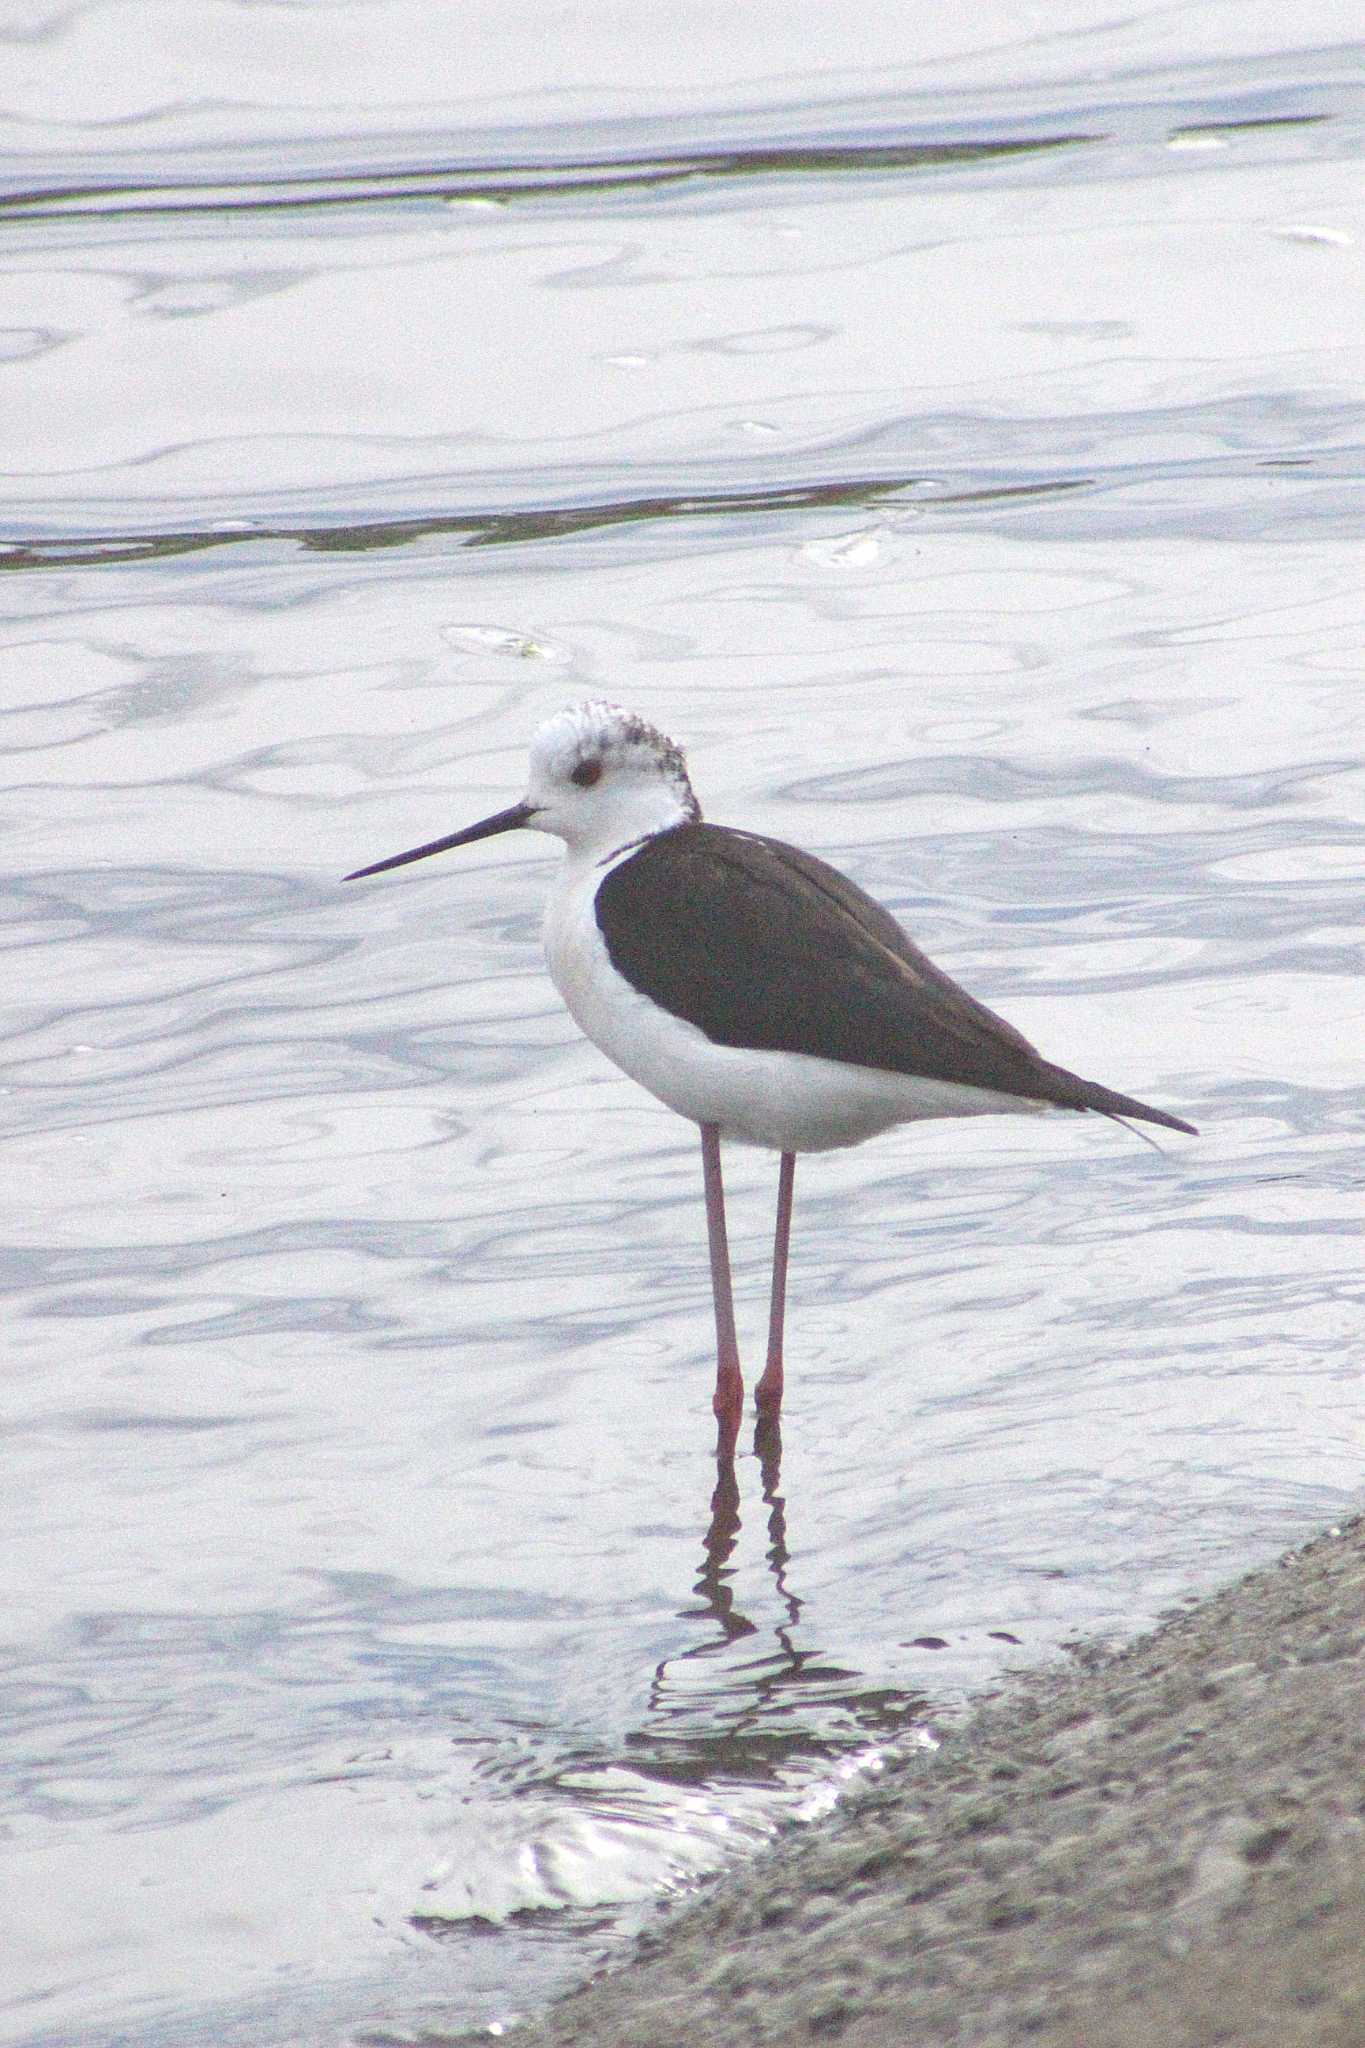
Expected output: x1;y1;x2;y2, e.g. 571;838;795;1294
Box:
595;823;1195;1134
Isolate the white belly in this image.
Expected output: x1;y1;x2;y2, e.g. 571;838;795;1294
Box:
543;860;1048;1153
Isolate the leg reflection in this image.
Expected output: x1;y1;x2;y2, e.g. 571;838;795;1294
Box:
755;1414;801;1633
694;1452;755;1645
647;1442;802;1725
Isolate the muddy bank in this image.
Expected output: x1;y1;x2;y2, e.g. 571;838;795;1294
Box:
518;1515;1365;2047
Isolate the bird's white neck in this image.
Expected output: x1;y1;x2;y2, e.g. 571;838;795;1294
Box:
553;788;697;875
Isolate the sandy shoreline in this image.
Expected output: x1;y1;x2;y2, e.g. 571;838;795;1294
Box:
516;1514;1365;2047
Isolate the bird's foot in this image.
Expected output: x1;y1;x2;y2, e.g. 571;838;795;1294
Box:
754;1361;784;1418
753;1408;782;1483
713;1366;743;1461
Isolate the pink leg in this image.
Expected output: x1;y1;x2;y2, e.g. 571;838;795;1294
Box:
755;1151;795;1417
700;1123;743;1456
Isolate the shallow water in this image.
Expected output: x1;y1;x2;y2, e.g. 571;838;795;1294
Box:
2;5;1363;2043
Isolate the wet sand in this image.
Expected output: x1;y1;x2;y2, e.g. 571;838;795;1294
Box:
519;1514;1365;2047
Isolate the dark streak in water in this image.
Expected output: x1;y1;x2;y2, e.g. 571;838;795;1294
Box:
0;133;1095;222
1167;112;1332;139
0;474;1093;571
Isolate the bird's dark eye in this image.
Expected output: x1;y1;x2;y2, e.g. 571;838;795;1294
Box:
570;758;602;788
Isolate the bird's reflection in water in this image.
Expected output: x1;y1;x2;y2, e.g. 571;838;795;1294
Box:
693;1416;798;1644
446;1417;935;1943
639;1419;927;1786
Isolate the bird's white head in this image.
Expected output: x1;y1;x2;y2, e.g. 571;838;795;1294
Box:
523;700;700;856
344;701;700;884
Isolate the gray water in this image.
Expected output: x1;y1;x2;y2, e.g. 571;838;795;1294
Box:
2;5;1363;2043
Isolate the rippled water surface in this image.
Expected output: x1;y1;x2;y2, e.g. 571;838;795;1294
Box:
3;4;1363;2042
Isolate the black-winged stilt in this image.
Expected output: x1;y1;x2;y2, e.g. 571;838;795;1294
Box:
347;701;1196;1454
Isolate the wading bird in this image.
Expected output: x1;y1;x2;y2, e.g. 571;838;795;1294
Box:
347;702;1195;1453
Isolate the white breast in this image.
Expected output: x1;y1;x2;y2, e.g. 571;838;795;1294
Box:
541;850;1049;1153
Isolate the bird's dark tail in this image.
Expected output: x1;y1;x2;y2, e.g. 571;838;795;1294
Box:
1040;1063;1197;1137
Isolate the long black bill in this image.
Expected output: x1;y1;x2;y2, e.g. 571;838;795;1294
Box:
344;800;536;881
